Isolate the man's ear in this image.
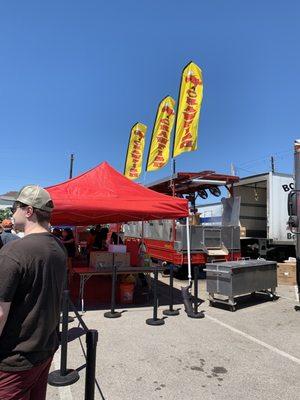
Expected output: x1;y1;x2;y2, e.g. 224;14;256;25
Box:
25;206;34;218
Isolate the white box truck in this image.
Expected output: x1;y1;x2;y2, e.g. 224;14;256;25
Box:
198;172;296;261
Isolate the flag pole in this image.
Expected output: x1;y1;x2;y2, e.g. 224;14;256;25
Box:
69;154;74;179
143;171;147;185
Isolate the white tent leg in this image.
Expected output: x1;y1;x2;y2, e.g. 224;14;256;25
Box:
186;217;192;284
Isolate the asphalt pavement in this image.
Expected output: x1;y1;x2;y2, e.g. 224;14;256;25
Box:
47;278;300;400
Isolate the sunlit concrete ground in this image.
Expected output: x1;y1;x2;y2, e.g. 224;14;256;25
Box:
47;277;300;400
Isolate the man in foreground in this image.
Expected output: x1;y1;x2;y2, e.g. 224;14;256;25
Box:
0;185;66;400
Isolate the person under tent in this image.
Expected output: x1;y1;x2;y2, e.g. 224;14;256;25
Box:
110;231;124;245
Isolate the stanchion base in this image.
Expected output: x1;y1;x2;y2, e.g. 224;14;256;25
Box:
104;311;122;318
163;309;179;316
295;305;300;311
48;369;79;387
146;318;165;326
60;315;74;323
188;312;205;319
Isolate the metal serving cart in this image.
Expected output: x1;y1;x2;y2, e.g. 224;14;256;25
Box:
205;259;277;311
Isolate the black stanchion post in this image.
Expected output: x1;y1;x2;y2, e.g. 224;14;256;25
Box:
104;265;121;318
194;266;199;314
48;290;80;386
163;264;179;316
60;265;74;323
60;290;69;375
191;266;205;319
85;329;98;400
146;268;165;326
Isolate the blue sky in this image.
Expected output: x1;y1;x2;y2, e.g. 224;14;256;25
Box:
0;1;299;194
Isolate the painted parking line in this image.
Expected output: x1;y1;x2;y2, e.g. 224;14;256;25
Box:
52;352;74;400
278;294;297;302
206;315;300;366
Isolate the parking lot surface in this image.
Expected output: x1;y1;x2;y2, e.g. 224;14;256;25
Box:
47;278;300;400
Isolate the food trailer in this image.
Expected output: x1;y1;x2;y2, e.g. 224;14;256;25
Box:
124;171;241;276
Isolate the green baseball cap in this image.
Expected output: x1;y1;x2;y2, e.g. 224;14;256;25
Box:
16;185;54;212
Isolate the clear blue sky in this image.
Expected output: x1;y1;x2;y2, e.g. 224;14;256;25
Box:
1;0;299;194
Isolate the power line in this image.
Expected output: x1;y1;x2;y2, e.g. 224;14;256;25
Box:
234;152;291;174
236;149;291;167
235;166;262;174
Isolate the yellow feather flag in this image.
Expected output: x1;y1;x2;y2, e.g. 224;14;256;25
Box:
124;123;147;180
146;96;176;171
173;62;203;157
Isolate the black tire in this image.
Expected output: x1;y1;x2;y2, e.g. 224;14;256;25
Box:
173;265;188;280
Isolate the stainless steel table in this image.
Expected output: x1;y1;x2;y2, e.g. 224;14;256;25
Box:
205;259;277;311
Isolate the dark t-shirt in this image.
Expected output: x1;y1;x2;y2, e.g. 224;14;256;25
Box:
0;232;67;371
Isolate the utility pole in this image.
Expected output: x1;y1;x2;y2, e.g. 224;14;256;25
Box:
270;156;275;173
230;163;236;176
69;154;74;179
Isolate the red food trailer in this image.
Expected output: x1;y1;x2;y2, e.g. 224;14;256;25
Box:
124;171;241;277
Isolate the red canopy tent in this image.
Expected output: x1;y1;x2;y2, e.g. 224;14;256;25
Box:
47;162;188;225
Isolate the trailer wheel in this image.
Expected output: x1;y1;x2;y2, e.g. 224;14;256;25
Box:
173;265;188;280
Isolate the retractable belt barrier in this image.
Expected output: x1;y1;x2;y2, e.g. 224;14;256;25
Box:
48;289;98;400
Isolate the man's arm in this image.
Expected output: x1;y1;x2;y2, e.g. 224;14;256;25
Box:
0;254;20;337
0;302;11;337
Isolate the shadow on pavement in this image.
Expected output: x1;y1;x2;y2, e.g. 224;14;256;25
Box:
73;277;186;312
